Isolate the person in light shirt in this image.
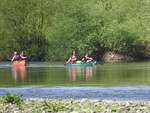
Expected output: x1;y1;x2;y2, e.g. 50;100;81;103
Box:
66;50;77;64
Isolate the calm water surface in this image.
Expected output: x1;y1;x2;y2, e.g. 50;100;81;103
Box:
0;62;150;87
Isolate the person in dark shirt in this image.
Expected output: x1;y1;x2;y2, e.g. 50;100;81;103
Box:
82;53;93;63
11;51;22;62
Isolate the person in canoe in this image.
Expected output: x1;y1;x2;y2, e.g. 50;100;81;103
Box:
81;53;93;63
11;51;22;62
20;51;28;65
11;51;27;61
20;51;27;60
12;51;27;79
66;50;77;64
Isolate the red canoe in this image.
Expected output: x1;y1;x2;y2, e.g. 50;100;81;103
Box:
13;60;26;67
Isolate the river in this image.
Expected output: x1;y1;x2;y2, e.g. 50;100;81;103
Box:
0;61;150;100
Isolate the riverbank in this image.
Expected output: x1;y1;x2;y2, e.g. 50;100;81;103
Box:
1;98;150;113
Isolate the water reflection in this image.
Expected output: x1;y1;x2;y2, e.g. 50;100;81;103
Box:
83;67;93;80
1;62;150;87
67;67;93;81
12;65;27;81
68;67;77;81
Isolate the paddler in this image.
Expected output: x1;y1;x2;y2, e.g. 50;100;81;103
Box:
20;51;27;60
11;51;27;62
11;51;22;62
81;53;93;63
66;50;77;64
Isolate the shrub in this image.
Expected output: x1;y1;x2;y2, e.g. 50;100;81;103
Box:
2;93;23;105
43;101;67;112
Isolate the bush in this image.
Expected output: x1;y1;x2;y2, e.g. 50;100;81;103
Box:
2;93;23;105
43;101;67;112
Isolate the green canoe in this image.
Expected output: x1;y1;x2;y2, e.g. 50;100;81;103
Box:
66;62;94;67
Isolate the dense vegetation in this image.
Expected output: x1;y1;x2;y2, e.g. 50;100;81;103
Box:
0;0;150;61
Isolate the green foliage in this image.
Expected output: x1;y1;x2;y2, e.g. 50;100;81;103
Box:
43;101;66;112
2;93;23;105
0;0;150;61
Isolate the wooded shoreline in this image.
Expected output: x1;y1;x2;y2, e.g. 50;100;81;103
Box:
0;0;150;62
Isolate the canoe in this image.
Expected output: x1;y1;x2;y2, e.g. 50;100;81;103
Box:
66;62;94;67
13;60;26;67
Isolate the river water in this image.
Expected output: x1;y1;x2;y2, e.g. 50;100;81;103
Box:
0;62;150;100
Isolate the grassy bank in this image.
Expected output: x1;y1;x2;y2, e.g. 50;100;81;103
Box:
0;93;150;113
